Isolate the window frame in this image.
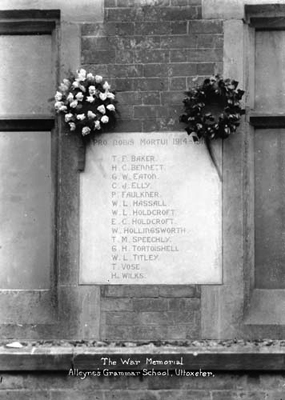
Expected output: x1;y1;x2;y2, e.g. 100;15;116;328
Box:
0;10;59;336
244;6;285;327
0;9;100;340
202;4;285;339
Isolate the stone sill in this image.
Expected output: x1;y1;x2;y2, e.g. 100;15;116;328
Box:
1;342;285;371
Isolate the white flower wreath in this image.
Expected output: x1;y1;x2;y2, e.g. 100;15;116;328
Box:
54;69;117;137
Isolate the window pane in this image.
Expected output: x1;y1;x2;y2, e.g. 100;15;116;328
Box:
254;129;285;289
0;35;54;116
0;131;52;289
255;30;285;112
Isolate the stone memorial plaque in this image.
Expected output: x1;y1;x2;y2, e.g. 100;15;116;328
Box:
80;132;222;285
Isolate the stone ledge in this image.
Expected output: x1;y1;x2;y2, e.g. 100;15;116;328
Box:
1;341;285;371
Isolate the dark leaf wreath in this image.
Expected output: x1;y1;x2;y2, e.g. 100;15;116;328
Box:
180;74;245;140
180;75;245;180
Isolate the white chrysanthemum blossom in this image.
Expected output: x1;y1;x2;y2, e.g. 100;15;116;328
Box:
89;85;96;95
86;96;95;103
59;105;68;112
67;93;74;102
103;81;111;91
77;68;87;81
82;126;91;136
54;101;63;110
54;91;63;101
76;113;86;120
87;111;96;119
99;92;108;101
70;100;78;108
101;115;109;124
87;73;95;82
107;104;115;112
97;105;106;114
72;81;80;89
94;120;101;130
95;75;103;83
69;122;76;131
75;92;84;101
59;83;69;92
65;113;73;122
107;92;115;100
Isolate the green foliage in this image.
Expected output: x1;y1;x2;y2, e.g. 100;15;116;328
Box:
180;75;245;141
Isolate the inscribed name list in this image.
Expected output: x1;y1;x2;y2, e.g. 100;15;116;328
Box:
80;132;222;285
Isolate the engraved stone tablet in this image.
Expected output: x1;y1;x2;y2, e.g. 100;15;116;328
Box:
80;132;222;285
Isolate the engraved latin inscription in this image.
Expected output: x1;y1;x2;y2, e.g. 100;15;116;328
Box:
80;132;222;285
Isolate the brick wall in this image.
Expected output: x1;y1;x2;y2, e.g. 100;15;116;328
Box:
1;372;285;399
81;0;223;344
81;0;223;133
100;285;201;341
